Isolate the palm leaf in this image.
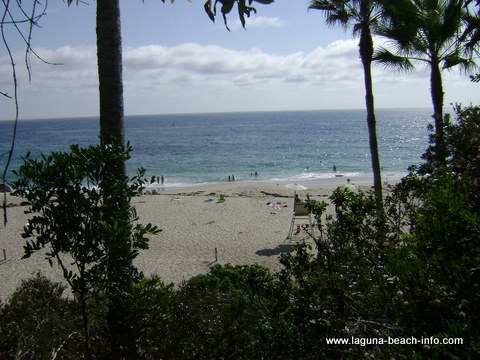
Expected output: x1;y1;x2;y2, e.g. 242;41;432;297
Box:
308;0;334;11
373;48;415;71
461;7;480;54
442;53;477;72
309;1;349;25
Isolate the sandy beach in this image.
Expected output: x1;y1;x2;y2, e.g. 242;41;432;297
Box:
0;181;370;301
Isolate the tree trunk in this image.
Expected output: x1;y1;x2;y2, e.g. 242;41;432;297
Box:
97;0;125;150
80;287;91;360
430;59;446;164
96;1;137;358
359;28;384;217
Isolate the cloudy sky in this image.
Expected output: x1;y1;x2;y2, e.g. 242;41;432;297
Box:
0;0;478;120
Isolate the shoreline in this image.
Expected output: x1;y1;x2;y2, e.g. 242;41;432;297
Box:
0;181;386;301
142;171;404;192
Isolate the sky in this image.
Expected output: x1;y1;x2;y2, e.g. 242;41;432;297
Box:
0;0;478;120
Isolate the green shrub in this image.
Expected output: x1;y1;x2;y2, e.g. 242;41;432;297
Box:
131;275;173;359
0;274;81;360
275;190;395;359
11;144;160;358
385;175;480;359
151;264;278;360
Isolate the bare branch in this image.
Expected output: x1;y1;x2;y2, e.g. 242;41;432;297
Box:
1;0;50;226
2;0;21;227
0;91;13;99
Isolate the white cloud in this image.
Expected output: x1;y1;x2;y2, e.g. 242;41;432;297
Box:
241;16;288;28
122;41;364;89
0;39;477;120
227;15;288;31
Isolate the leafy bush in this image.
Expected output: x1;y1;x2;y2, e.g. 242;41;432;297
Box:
380;106;480;358
444;105;480;209
10;143;161;358
157;264;278;360
0;274;81;360
12;144;160;294
384;175;480;359
131;275;173;359
274;190;395;359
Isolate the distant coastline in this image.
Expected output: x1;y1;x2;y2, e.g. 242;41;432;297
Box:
0;106;435;122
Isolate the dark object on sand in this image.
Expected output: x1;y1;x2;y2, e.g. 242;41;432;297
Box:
0;184;12;193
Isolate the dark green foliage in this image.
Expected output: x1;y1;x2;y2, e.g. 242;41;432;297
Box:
0;274;82;360
156;264;279;360
422;105;480;201
0;274;112;360
131;275;174;359
10;144;160;358
11;144;160;293
444;105;480;209
385;176;480;359
275;191;391;359
381;105;480;359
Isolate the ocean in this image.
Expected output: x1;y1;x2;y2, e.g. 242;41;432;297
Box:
1;108;434;189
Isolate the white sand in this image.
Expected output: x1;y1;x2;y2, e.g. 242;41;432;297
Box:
1;182;362;301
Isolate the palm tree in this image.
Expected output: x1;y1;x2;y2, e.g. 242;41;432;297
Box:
97;0;126;152
309;0;385;216
375;0;476;164
82;1;277;357
462;1;480;81
95;2;138;358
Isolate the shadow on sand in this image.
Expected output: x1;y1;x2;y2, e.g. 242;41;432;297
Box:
255;244;295;257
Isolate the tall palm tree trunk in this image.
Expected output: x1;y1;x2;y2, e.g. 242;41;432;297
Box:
430;59;446;164
360;28;384;216
97;0;126;151
96;1;137;358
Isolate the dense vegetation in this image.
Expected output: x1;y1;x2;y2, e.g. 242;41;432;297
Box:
2;1;478;359
1;105;479;359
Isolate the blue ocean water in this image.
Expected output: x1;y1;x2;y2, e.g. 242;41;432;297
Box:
1;109;434;189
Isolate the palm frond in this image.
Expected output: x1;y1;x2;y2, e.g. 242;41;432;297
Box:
470;73;480;82
327;9;351;26
373;47;415;72
461;7;480;54
308;0;336;12
309;0;351;27
442;54;478;72
437;0;465;42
